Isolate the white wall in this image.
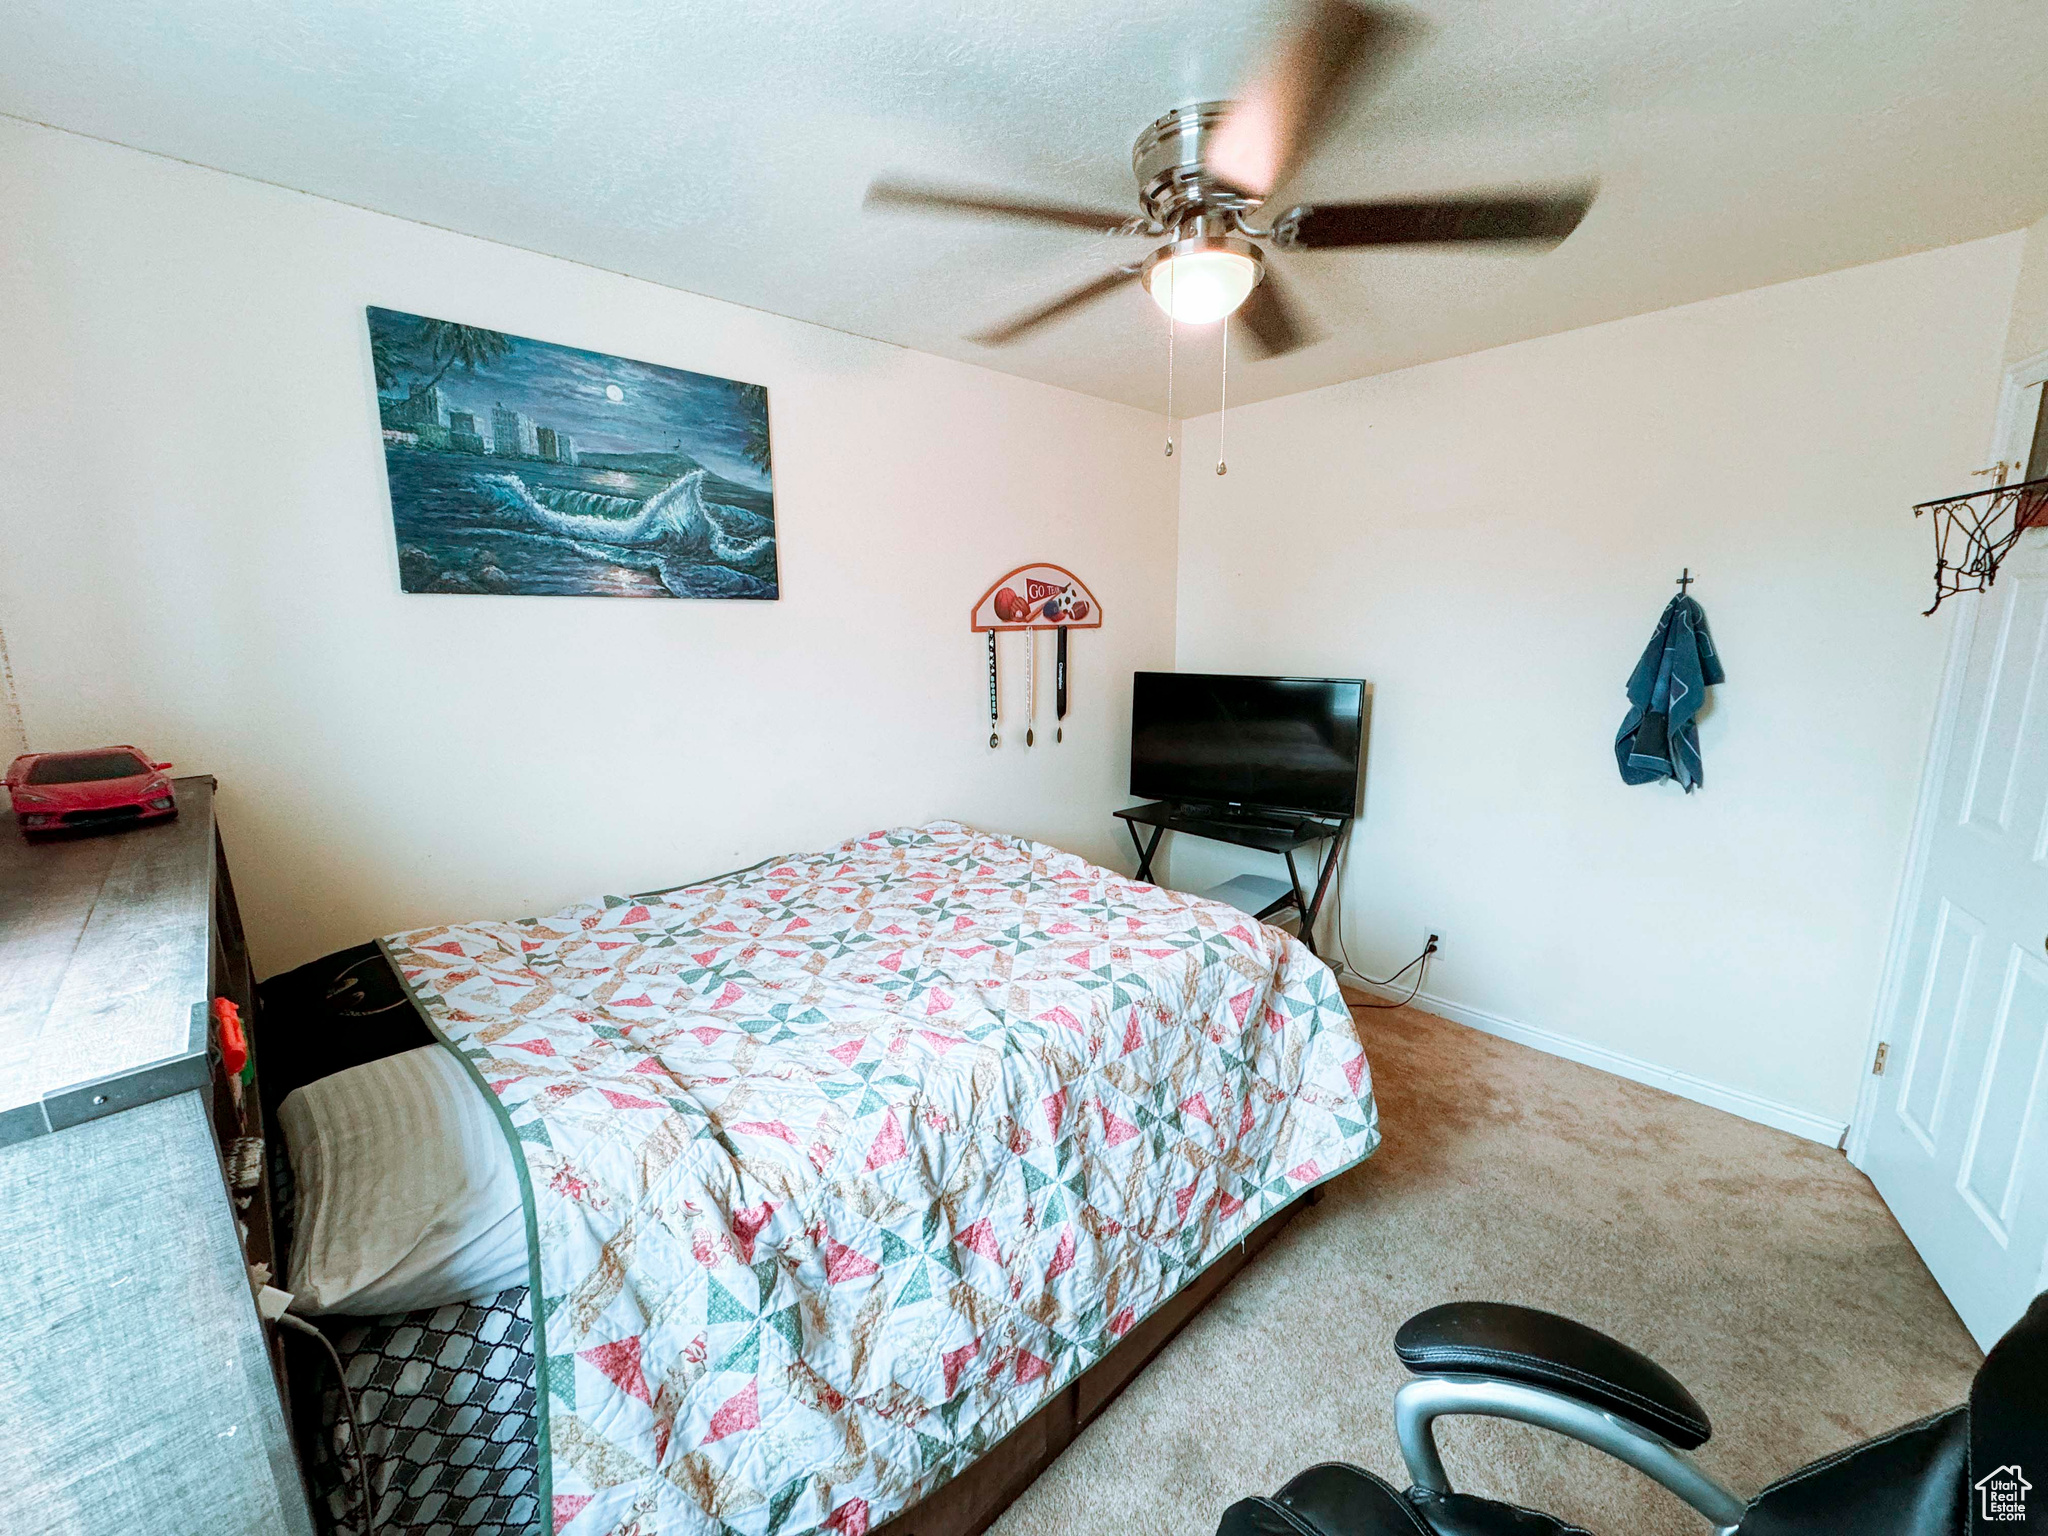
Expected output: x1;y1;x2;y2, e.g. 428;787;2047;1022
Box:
2004;210;2048;367
0;631;24;763
1171;235;2024;1137
0;120;1178;975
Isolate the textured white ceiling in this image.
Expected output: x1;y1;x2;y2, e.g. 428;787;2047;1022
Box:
5;0;2047;411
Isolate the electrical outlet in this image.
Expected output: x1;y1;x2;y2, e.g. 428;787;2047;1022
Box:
1423;926;1444;960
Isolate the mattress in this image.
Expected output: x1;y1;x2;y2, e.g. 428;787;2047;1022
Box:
290;821;1379;1536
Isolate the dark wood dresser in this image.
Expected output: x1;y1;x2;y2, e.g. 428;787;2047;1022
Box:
0;777;314;1535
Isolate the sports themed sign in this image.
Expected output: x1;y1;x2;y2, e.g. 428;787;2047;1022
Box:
969;563;1102;631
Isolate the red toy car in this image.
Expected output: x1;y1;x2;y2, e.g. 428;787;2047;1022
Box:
5;747;178;834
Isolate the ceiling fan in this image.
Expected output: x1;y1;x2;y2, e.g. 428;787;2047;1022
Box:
863;0;1594;358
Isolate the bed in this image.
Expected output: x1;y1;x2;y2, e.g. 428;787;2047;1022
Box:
265;821;1380;1536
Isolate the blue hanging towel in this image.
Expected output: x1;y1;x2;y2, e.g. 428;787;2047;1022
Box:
1615;594;1723;792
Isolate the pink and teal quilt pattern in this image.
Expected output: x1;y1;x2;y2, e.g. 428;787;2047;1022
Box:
383;822;1379;1536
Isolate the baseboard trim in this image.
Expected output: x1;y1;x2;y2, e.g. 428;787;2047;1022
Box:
1350;980;1849;1148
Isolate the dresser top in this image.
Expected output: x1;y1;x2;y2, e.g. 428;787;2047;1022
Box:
0;777;217;1143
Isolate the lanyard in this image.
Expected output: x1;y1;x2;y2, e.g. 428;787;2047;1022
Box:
1056;626;1068;743
986;630;1000;749
1025;629;1036;747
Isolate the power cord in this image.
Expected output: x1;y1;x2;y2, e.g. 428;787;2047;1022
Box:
1344;948;1430;1009
1314;824;1434;1010
278;1312;378;1536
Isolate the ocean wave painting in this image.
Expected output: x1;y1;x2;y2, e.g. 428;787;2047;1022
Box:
366;306;777;599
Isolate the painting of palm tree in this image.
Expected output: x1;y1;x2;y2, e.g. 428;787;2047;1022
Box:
367;306;777;599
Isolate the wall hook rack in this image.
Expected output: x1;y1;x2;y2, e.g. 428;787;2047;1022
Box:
1676;568;1695;594
971;563;1102;750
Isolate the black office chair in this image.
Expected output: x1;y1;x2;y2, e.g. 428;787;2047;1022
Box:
1220;1291;2047;1536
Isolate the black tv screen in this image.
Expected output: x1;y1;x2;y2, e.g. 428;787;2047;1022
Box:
1131;672;1365;817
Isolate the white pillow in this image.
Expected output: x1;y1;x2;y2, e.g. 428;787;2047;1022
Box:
279;1045;529;1317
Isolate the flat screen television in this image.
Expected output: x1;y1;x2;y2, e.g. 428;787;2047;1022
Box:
1130;671;1365;818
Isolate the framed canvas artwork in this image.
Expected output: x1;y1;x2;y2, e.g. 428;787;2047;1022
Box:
366;306;777;598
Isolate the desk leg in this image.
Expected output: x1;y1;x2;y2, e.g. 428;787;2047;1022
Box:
1282;849;1314;954
1299;824;1349;957
1130;824;1166;885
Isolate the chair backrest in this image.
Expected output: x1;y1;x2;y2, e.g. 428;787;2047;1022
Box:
1733;1405;1966;1536
1971;1290;2048;1530
1735;1291;2048;1536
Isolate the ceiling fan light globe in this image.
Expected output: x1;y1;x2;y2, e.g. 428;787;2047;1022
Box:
1146;250;1259;324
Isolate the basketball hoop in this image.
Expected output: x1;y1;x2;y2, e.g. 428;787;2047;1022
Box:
1913;474;2048;615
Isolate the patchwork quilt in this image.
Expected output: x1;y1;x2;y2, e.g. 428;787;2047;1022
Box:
383;822;1379;1536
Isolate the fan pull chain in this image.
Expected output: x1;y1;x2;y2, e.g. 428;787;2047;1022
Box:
1164;313;1176;458
1216;313;1230;477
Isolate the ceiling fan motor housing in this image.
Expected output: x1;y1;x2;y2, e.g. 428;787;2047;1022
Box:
1132;101;1246;229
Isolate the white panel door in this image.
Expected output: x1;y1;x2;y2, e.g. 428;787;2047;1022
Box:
1860;525;2048;1348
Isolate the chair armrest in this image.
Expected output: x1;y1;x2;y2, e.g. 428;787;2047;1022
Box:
1391;1376;1746;1532
1394;1302;1712;1450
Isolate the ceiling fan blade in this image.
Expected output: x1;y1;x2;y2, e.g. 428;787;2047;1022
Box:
967;267;1142;346
1277;188;1595;249
1206;0;1415;200
1236;268;1318;358
865;179;1142;234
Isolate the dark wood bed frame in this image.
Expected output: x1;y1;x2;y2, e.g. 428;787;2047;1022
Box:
872;1187;1318;1536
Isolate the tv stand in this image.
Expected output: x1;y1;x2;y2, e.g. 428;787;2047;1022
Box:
1113;800;1351;957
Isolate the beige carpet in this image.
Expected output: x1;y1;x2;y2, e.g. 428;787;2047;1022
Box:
988;1000;1983;1536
